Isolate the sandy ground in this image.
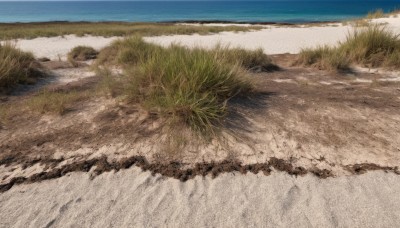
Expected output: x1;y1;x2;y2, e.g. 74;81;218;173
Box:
13;35;119;61
2;57;399;185
1;168;399;228
146;25;351;54
2;17;400;227
145;16;400;54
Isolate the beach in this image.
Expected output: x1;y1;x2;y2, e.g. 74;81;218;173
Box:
13;16;400;60
1;14;400;227
1;169;400;227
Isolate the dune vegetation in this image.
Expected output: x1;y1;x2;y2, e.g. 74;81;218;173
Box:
68;46;99;62
0;22;262;40
95;37;278;134
0;43;43;92
366;9;385;19
27;89;90;115
296;25;400;71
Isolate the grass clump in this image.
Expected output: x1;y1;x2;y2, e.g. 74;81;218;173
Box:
96;36;161;66
68;46;98;62
296;46;350;71
126;45;252;134
95;37;282;134
340;25;400;68
0;43;42;92
97;38;277;72
27;89;89;115
366;9;385;19
211;46;279;72
296;25;400;70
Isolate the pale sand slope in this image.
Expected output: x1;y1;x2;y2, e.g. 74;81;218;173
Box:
13;35;119;61
1;169;399;228
11;16;400;60
146;16;400;54
146;25;351;54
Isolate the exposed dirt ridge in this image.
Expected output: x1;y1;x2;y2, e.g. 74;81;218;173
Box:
1;156;399;193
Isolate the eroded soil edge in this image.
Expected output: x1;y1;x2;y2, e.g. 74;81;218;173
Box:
1;156;399;193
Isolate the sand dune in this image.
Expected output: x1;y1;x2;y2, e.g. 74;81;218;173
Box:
11;16;400;61
146;25;351;54
145;16;400;55
2;17;400;227
1;168;399;227
13;35;119;61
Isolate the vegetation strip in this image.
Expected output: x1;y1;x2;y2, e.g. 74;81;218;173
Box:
296;24;400;71
0;22;262;40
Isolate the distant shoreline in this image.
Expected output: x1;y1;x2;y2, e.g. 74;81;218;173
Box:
163;20;340;25
0;19;341;26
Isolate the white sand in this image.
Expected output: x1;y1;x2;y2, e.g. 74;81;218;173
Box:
146;16;400;54
1;168;399;227
12;35;119;61
10;15;400;60
146;25;351;54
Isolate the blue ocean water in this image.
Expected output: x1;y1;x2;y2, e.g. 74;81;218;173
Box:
0;1;399;23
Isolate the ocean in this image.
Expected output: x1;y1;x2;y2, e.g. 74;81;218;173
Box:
0;1;399;23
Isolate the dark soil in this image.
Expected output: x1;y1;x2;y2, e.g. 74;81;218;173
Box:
0;156;331;193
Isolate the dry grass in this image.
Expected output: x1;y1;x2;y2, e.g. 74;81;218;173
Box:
96;37;277;72
0;22;262;40
27;89;90;115
125;45;252;134
211;46;279;72
68;46;98;62
296;46;350;71
0;43;43;92
296;25;400;70
366;9;385;19
96;37;263;135
340;25;400;68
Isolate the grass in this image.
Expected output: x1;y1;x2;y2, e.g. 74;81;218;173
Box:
27;89;89;115
210;46;279;72
0;22;262;40
340;25;400;68
0;103;10;127
296;46;350;71
0;43;42;92
366;9;385;19
96;37;277;71
365;8;400;19
296;25;400;70
125;45;252;134
68;46;98;62
96;36;162;66
96;37;259;134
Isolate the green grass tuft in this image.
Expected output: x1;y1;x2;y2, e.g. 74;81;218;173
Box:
125;45;252;134
0;43;42;92
366;9;385;19
96;36;161;66
68;46;98;62
339;25;400;68
96;37;261;134
296;25;400;70
296;46;350;71
97;37;277;72
27;89;89;115
211;46;279;72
